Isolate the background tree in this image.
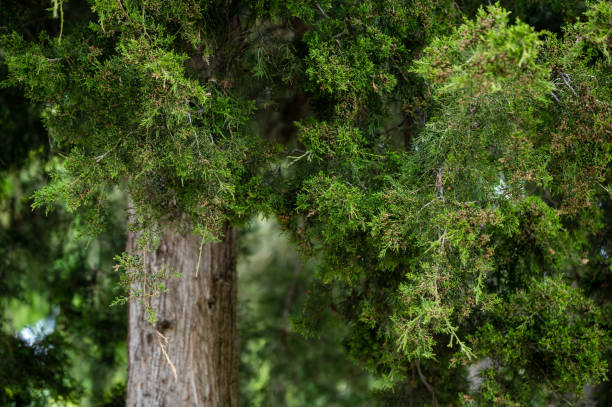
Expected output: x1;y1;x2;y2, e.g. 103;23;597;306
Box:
0;67;127;406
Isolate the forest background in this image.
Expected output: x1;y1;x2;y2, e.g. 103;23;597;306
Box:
1;0;611;406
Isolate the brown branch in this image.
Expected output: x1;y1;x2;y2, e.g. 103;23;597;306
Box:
415;359;438;407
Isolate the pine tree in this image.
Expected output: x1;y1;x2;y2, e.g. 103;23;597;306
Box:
2;0;611;405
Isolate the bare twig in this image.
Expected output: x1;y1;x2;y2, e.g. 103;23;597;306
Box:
560;72;578;97
315;3;330;19
415;360;438;407
116;0;130;19
195;235;205;277
156;330;178;382
436;166;445;201
550;91;561;104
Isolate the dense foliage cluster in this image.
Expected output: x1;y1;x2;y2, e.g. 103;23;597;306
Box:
2;0;611;405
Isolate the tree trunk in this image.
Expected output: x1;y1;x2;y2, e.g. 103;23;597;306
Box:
126;224;238;407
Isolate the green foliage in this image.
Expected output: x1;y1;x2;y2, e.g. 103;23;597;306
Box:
111;252;182;324
2;3;271;241
471;277;608;402
569;0;612;63
277;2;612;404
457;0;587;33
413;5;550;99
2;0;612;405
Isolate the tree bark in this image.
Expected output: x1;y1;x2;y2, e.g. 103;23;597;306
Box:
126;223;238;407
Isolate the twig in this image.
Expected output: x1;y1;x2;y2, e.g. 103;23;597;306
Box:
436;166;445;201
415;360;438;407
420;199;436;211
287;151;311;166
116;0;130;19
195;235;205;277
187;113;199;150
550;91;561;104
156;330;178;382
315;3;330;19
560;73;578;97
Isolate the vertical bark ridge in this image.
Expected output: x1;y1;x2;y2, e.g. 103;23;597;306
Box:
126;224;237;407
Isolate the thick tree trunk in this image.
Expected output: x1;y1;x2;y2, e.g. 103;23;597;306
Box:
126;224;238;407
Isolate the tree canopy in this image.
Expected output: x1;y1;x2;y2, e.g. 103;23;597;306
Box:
1;0;611;405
